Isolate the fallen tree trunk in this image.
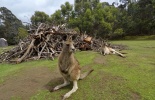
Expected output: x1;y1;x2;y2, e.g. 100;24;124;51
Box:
17;39;35;63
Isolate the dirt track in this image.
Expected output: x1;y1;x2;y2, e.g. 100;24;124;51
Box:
0;67;61;100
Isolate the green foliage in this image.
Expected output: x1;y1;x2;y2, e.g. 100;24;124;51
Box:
0;25;5;38
61;2;73;22
73;27;80;33
0;7;23;45
16;27;28;40
31;11;49;25
1;0;152;41
50;10;64;25
82;9;94;34
29;0;155;38
114;28;124;36
118;0;155;35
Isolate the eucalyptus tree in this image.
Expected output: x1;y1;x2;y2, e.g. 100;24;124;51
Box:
0;7;23;44
31;11;49;25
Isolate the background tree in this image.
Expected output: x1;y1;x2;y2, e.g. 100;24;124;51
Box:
29;0;155;39
31;11;49;25
82;8;94;35
16;27;28;41
61;2;73;22
0;7;23;45
50;10;64;25
1;0;154;45
68;0;99;34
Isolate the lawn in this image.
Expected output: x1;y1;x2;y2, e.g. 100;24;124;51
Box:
0;40;155;100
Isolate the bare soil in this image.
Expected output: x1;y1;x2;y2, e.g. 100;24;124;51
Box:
93;55;106;64
0;66;61;100
0;63;94;100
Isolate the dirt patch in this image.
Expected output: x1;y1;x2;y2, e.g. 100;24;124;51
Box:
93;55;106;65
130;91;141;100
0;64;96;100
0;66;61;100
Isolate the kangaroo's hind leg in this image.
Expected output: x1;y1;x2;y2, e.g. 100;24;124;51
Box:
52;77;70;92
62;80;78;100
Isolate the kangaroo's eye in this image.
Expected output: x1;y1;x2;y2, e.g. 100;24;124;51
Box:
66;44;70;46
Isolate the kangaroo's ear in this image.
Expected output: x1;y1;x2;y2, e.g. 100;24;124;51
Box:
62;35;67;41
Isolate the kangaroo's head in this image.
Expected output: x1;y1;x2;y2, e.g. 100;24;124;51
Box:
101;40;109;47
63;35;75;53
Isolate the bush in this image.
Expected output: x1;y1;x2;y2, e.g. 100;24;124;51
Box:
114;28;124;36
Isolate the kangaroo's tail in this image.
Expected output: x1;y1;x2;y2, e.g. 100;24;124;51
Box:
79;69;94;80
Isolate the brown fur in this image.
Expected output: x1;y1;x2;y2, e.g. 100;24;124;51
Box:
52;35;93;100
100;41;126;58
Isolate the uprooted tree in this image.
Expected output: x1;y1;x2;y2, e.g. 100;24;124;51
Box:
0;23;97;63
0;23;128;63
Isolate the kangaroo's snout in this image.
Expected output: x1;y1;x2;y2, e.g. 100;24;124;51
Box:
70;43;75;52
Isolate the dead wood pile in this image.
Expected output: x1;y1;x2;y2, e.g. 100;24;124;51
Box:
0;23;127;63
0;23;78;63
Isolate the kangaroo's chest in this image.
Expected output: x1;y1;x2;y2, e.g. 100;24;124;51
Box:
58;56;74;74
103;47;110;54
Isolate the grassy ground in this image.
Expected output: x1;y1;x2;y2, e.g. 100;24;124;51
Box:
0;40;155;100
123;35;155;40
0;46;14;54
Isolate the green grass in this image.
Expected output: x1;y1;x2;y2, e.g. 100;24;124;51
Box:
0;46;14;54
0;40;155;100
123;35;155;40
0;59;57;83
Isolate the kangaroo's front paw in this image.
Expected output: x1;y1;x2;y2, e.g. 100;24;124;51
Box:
50;86;59;92
62;93;70;100
53;86;60;91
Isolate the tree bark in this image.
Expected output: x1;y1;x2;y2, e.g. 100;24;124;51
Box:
16;39;35;63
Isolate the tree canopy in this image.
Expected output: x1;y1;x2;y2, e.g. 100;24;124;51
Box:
0;7;27;45
31;11;50;25
39;0;154;38
1;0;155;45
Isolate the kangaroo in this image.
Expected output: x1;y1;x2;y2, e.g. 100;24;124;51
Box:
100;41;125;58
51;35;93;100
